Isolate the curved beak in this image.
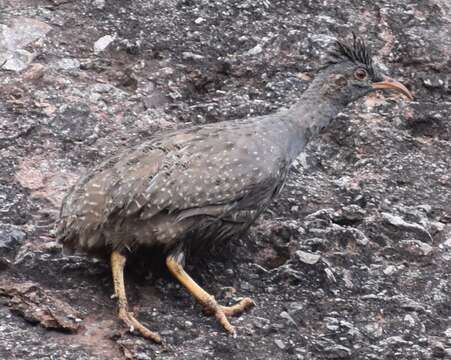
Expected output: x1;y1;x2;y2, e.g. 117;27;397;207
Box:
372;75;413;100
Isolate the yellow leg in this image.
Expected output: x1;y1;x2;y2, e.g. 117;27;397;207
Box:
166;255;254;336
111;251;162;343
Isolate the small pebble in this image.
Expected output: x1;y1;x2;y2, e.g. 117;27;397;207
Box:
274;339;286;350
93;0;105;9
94;35;115;53
296;250;321;265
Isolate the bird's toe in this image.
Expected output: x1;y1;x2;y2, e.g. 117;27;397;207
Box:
220;297;255;316
204;297;254;336
213;308;236;336
118;308;162;343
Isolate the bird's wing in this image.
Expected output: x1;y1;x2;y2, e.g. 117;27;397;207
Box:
116;123;290;222
57;128;191;239
59;118;288;240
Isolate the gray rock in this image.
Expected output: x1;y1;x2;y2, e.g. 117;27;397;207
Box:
333;204;366;223
93;0;105;9
182;52;204;60
430;339;446;357
392;294;427;312
303;237;329;249
0;224;25;256
346;227;369;246
94;35;115;53
90;83;115;94
305;208;334;221
160;329;174;336
324;268;337;283
0;18;51;71
325;317;339;331
53;58;80;70
244;44;263;56
0;18;51;50
403;314;416;327
295;250;321;265
381;336;411;346
274;339;286;350
280;311;297;327
2;49;35;72
365;322;384;339
194;17;205;24
422;75;446;90
324;344;351;358
252;317;270;330
135;353;153;360
383;265;396;275
50;103;99;142
398;239;434;257
430;221;445;233
273;264;304;282
382;212;433;242
339;320;353;328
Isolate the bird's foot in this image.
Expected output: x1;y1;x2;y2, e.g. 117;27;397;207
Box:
118;308;162;343
165;256;254;336
203;297;255;336
220;297;255;316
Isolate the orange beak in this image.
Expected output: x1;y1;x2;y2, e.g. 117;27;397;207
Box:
372;75;413;100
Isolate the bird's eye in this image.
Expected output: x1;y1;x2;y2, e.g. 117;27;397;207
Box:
354;68;368;81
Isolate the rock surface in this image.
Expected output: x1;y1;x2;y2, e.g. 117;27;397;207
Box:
0;0;450;359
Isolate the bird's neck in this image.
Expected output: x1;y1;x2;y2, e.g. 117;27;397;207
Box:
283;72;346;161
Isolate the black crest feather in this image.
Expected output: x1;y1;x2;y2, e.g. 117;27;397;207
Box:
330;33;375;75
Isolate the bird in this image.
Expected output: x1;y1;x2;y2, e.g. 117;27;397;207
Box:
57;34;413;343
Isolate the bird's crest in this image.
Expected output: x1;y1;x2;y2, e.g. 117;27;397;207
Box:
329;33;375;75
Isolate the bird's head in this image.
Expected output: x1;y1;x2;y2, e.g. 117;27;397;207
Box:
318;34;413;105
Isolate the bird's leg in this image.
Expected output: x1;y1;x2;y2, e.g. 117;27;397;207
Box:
111;251;162;343
166;255;254;336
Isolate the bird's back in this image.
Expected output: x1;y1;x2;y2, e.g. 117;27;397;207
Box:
58;115;293;256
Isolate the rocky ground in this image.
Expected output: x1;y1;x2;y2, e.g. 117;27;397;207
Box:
0;0;450;359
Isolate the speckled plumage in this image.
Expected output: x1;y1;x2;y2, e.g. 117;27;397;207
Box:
58;116;294;257
55;36;414;342
57;37;409;262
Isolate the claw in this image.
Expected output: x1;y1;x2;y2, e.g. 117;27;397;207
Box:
118;308;162;343
166;255;254;335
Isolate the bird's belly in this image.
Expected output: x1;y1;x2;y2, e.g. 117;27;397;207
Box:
130;209;259;253
176;209;260;255
64;208;260;257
